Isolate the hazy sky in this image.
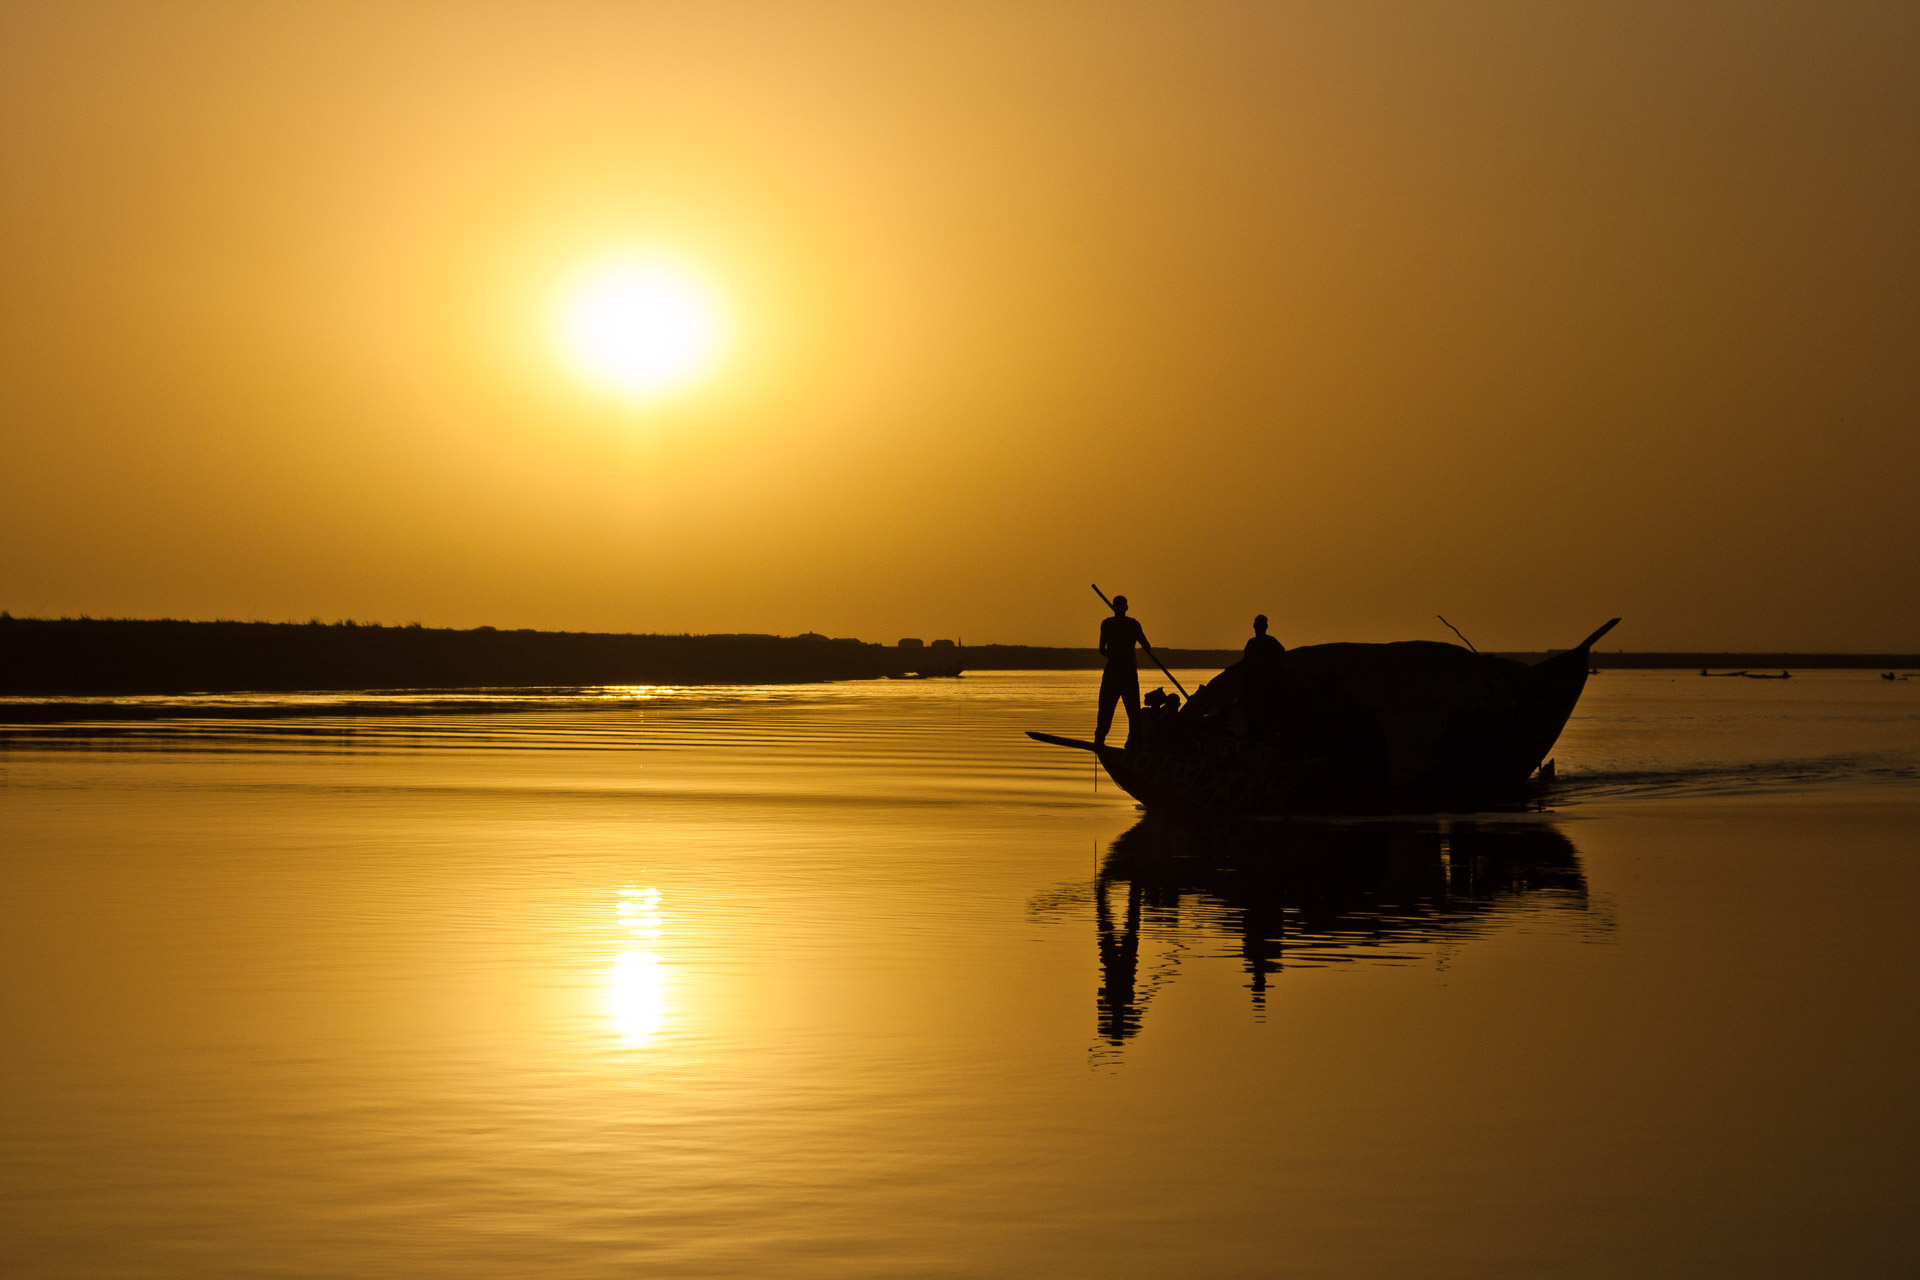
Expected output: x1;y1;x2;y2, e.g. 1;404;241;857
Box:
2;1;1914;650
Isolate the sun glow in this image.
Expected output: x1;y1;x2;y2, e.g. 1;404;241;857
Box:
609;884;667;1045
557;259;725;398
610;950;665;1044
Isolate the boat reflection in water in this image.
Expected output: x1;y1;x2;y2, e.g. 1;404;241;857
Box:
1037;818;1604;1047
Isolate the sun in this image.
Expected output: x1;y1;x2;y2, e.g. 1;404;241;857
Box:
556;259;725;399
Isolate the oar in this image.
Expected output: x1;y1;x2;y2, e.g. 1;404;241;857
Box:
1091;584;1190;700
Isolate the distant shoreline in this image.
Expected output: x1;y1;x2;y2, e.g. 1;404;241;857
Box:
0;616;952;696
0;617;1913;697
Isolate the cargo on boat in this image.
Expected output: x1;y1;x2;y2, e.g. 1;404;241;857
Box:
1029;618;1619;815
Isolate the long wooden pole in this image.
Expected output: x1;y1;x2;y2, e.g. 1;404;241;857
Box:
1091;584;1190;699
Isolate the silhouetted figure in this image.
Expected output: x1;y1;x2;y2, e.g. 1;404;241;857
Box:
1241;614;1287;737
1244;614;1285;663
1134;686;1183;750
1096;595;1149;745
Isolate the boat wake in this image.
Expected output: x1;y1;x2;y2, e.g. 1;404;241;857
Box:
1550;751;1920;802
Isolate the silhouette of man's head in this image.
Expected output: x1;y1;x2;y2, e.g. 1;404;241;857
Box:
1112;595;1129;614
1253;614;1268;635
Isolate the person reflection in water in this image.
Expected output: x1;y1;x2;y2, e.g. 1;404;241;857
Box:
1096;595;1149;745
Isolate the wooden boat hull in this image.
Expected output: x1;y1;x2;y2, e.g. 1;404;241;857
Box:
1030;619;1617;816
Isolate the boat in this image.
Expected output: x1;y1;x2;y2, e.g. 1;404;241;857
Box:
1028;618;1619;816
893;640;965;679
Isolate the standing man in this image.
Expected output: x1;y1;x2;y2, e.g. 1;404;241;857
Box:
1096;594;1149;745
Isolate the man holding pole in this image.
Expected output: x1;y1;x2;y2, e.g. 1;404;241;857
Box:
1095;593;1149;745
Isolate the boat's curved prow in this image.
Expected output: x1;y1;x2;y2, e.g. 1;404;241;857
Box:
1577;617;1622;651
1532;617;1620;674
1529;619;1623;699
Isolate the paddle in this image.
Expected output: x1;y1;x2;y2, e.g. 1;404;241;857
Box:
1091;584;1190;700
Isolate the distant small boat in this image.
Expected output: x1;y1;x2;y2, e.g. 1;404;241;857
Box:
889;648;964;678
1700;669;1749;677
1028;618;1619;815
1741;671;1791;680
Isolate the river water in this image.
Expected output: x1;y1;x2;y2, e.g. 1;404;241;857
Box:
2;670;1917;1277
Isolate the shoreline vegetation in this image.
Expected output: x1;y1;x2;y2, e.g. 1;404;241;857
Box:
1;615;1916;699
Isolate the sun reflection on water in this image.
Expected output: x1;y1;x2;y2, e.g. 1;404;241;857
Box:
609;884;666;1044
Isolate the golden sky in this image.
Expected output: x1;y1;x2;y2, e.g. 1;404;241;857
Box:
2;2;1914;650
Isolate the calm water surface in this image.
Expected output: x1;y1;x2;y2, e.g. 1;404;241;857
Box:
3;671;1917;1277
